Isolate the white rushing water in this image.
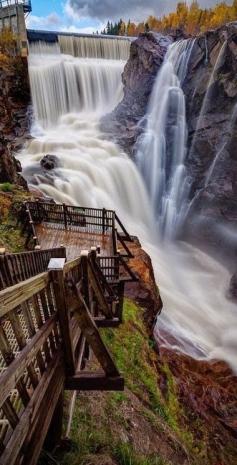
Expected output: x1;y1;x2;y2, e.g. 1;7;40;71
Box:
29;45;124;126
58;35;131;61
136;40;195;239
19;39;237;373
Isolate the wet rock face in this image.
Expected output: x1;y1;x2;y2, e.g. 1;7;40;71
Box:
0;58;31;187
101;32;172;156
183;24;237;254
228;272;237;301
104;26;237;258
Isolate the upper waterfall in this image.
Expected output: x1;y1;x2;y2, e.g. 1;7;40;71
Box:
58;35;131;61
136;39;195;240
29;42;125;126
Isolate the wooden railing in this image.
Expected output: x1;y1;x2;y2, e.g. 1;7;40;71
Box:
0;246;127;465
0;247;66;291
21;200;134;257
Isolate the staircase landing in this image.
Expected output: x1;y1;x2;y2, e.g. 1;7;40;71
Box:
36;223;112;260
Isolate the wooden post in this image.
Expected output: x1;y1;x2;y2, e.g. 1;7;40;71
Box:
44;390;64;451
36;198;41;222
102;208;106;235
48;259;75;376
81;251;90;308
90;246;97;263
117;281;125;322
63;203;68;230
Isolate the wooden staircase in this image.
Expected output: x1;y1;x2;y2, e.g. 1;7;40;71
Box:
0;201;137;465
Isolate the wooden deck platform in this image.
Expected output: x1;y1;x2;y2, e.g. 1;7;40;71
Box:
36;223;112;260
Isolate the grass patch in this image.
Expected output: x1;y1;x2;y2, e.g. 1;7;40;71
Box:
114;442;166;465
102;300;168;420
0;182;14;192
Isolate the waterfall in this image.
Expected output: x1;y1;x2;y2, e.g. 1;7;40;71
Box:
19;38;237;373
29;44;124;126
58;35;131;61
136;39;195;239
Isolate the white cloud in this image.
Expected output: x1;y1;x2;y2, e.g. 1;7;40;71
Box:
26;12;62;30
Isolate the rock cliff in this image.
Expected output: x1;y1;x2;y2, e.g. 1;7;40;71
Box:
0;57;31;187
181;24;237;262
104;26;237;264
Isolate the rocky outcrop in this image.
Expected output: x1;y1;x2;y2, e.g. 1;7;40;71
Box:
101;32;172;156
40;154;61;171
103;26;237;261
183;23;237;258
0;57;31;187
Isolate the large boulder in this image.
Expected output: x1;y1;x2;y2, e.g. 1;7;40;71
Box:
40;154;61;170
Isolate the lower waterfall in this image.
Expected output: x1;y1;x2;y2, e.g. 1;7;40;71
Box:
19;40;237;373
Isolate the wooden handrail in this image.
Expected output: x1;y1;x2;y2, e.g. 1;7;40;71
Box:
0;272;50;317
0;247;66;291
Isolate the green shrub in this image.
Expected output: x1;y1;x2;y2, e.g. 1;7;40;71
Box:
0;183;14;192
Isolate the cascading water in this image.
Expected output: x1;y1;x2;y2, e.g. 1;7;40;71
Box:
58;35;131;61
136;40;195;239
29;43;124;126
19;38;237;373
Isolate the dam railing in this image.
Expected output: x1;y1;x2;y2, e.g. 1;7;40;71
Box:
0;200;137;464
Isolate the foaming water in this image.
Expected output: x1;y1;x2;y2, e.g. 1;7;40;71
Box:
20;114;153;236
136;40;194;239
151;242;237;369
29;52;124;126
20;40;237;373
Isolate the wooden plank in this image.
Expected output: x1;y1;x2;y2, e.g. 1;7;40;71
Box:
0;352;64;465
0;316;56;409
1;399;19;429
8;310;39;389
66;372;124;391
63;257;81;274
50;268;75;376
87;263;113;318
32;295;51;364
0;273;50;318
22;361;64;465
70;292;120;377
0;326;30;407
21;302;46;375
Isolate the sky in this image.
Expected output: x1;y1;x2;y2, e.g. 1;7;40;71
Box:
27;0;233;34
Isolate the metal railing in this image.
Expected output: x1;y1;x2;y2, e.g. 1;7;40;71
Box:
0;0;32;12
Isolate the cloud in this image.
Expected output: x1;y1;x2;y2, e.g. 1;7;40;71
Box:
26;12;62;29
67;0;232;22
